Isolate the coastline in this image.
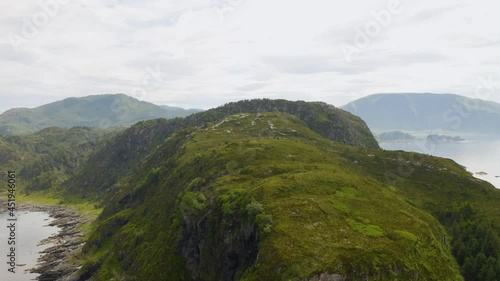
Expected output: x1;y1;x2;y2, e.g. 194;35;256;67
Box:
1;201;89;281
379;139;500;189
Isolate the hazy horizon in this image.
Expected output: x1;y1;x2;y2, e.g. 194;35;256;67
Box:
2;2;500;279
2;92;500;115
1;0;500;114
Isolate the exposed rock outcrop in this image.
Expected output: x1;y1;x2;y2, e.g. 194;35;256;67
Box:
180;210;259;281
18;205;89;281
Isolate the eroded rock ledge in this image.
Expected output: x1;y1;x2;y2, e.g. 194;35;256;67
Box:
18;204;91;281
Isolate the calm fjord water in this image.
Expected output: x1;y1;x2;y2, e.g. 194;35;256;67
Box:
0;211;59;281
380;137;500;189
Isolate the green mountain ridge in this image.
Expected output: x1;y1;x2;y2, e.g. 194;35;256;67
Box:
0;94;202;135
61;99;379;198
2;98;499;280
74;111;499;280
342;93;500;134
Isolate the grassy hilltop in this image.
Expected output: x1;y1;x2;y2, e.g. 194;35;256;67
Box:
2;99;499;280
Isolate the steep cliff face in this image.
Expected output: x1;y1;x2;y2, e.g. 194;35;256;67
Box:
8;99;500;280
71;112;491;281
180;206;259;281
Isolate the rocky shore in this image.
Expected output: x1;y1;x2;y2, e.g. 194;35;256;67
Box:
17;204;90;281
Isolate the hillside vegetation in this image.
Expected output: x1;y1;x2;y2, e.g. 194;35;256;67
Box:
71;112;453;280
62;99;379;199
5;99;500;280
0;127;118;192
70;111;499;280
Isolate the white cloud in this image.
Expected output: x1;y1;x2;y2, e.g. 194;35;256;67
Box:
1;0;500;114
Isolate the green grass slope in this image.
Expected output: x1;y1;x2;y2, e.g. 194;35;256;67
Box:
62;99;379;200
184;99;379;149
74;112;500;280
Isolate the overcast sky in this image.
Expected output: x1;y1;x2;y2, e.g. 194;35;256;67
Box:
1;0;500;113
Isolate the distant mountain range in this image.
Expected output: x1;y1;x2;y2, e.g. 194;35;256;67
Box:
0;94;202;135
342;93;500;134
2;97;499;280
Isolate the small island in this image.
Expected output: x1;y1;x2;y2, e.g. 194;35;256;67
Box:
427;134;465;143
376;131;416;141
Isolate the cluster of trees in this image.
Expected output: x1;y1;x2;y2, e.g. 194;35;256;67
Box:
438;203;500;281
0;127;115;192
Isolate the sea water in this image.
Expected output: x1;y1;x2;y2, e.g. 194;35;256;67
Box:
0;211;59;281
380;136;500;189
